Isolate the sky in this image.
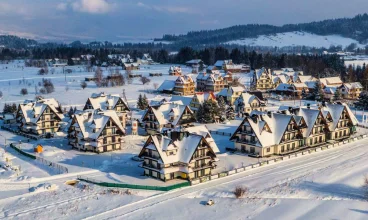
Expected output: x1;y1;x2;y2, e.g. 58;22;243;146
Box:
0;0;368;43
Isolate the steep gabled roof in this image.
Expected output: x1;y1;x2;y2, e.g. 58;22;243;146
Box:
18;98;64;124
87;92;130;112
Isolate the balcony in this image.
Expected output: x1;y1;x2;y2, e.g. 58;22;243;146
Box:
192;162;215;171
141;152;161;160
142;162;160;170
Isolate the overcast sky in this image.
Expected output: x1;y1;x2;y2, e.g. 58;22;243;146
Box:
0;0;367;43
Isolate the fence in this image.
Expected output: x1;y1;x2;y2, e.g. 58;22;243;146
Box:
209;130;232;137
77;176;191;191
9;143;68;174
191;133;368;186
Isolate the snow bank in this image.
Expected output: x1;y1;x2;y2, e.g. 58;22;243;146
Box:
29;183;58;193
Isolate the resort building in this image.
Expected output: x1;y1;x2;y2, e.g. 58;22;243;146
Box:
68;110;125;153
16;98;64;135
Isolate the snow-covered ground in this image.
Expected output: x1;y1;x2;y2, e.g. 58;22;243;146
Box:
225;31;365;48
1;61;368;219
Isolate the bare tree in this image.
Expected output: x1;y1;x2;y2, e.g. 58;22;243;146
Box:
0;91;2;98
124;69;133;84
140;76;151;85
363;175;368;201
231;76;244;87
20;88;28;96
153;83;159;90
65;86;70;92
80;81;87;90
94;67;103;87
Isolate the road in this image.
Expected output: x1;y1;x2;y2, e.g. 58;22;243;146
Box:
85;138;368;220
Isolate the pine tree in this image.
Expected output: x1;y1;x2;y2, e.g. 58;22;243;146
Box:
217;96;226;119
201;100;220;123
68;107;74;117
142;95;149;109
196;104;205;122
137;94;143;110
226;106;235;120
313;79;324;101
333;89;341;101
356;92;368;109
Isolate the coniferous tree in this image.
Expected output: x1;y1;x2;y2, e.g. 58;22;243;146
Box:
313;79;324;101
226;106;235;120
333;89;341;101
142;95;149;109
196;104;205;122
217;96;226;119
137;94;143;110
356;92;368;109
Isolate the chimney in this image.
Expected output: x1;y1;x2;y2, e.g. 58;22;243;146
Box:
267;111;272;118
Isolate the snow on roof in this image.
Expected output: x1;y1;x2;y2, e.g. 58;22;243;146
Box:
186;59;202;64
255;68;271;80
293;83;308;89
321;103;345;130
19;98;64;124
88;92;129;112
298;75;316;83
217;88;228;97
234;92;260;107
343;82;363;90
281;68;294;72
146;133;211;165
231;86;244;93
275;83;294;91
194;92;216;104
184;125;219;153
320;77;343;86
157;80;176;92
170;95;193;106
237;112;293;147
144;102;193;129
74;109;125;140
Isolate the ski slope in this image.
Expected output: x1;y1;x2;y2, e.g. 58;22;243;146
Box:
225;31;365;48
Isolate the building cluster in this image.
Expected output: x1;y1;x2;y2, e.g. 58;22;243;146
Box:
254;67;363;100
230;102;358;157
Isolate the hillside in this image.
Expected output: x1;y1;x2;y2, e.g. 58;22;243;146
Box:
0;35;38;49
155;14;368;47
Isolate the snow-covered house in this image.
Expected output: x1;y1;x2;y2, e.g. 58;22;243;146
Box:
184;125;220;153
234;92;266;115
319;77;343;87
279;106;329;147
168;66;182;76
83;92;130;128
141;53;153;64
216;86;244;105
230;111;305;157
123;62;140;70
339;82;363;100
16;98;64;135
254;68;274;90
138;131;217;181
68;110;125;153
196;72;229;92
185;59;202;67
189;92;217;114
1;113;16;124
157;80;176;94
173;75;195;96
320;103;358;140
141;102;196;135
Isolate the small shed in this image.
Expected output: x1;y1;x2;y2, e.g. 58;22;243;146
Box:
34;145;43;153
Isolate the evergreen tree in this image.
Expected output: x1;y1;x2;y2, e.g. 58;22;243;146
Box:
356;92;368;109
142;95;149;109
217;96;226;119
313;79;324;101
226;106;235;120
333;89;341;101
137;94;143;110
200;100;220;123
67;58;75;66
68;107;74;117
196;104;205;122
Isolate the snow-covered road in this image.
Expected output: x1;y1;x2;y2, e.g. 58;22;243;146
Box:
86;138;368;220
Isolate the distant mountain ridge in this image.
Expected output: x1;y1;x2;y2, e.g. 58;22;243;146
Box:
0;35;38;48
155;14;368;46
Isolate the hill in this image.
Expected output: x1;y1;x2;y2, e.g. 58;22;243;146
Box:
155;14;368;47
0;35;38;49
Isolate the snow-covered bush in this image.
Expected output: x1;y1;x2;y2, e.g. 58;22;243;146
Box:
234;186;248;199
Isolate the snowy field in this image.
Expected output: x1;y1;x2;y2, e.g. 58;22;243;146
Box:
1;61;368;219
225;31;365;48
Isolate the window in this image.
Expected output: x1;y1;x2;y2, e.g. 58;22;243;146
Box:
292;143;295;149
266;148;270;152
